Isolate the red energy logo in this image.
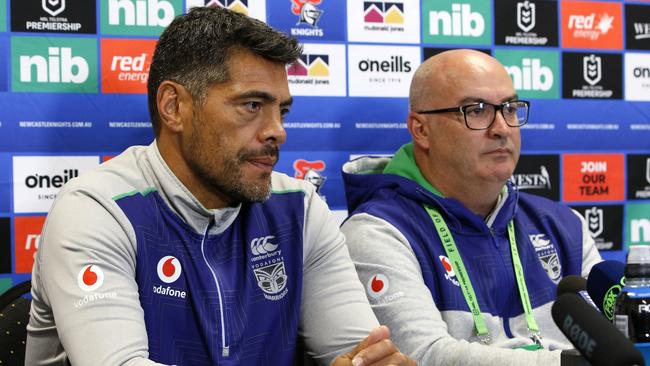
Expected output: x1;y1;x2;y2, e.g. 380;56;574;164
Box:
13;216;46;274
101;39;156;94
561;1;623;50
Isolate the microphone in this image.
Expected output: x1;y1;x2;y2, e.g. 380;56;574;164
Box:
557;275;587;297
557;275;599;310
552;293;645;366
587;260;626;320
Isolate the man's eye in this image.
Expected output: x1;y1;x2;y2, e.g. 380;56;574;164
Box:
466;106;485;117
244;101;262;112
280;107;290;117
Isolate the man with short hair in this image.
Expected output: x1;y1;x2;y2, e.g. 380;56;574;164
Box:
25;7;414;366
341;49;601;365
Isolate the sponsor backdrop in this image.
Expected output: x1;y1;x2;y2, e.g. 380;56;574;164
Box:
0;0;649;292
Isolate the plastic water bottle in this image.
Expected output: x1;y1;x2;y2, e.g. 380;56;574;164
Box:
614;245;650;342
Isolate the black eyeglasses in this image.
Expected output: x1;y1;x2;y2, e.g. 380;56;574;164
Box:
416;100;530;130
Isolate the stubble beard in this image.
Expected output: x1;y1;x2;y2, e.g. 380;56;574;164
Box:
185;121;278;205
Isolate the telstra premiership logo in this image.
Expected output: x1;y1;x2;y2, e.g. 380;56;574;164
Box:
517;1;535;33
12;37;97;93
583;54;602;86
42;0;66;17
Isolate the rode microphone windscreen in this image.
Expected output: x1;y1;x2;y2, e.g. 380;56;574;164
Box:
552;293;644;366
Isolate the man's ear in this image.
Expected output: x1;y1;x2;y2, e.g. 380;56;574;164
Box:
157;80;191;134
407;111;431;150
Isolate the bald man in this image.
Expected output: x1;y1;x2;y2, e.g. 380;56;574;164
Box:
340;49;601;365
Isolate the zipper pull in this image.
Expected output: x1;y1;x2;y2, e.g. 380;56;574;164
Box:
222;346;230;357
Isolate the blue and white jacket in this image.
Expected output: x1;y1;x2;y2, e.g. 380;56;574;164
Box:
27;142;378;366
340;143;601;366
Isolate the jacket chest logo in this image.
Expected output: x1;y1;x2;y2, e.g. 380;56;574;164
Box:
250;235;288;301
529;233;562;283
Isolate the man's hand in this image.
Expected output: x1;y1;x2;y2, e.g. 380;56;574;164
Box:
332;325;417;366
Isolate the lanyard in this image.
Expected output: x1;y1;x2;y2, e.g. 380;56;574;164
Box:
424;205;541;346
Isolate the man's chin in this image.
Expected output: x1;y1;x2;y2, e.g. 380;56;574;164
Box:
239;179;273;203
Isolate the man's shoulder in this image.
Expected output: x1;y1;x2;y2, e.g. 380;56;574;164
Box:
270;171;316;197
60;145;153;203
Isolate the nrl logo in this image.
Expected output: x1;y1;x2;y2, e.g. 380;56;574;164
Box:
43;0;65;16
517;1;535;33
585;206;604;238
583;54;602;86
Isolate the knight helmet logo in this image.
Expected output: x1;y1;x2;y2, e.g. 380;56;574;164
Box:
645;158;650;185
291;0;324;27
517;1;535;33
293;159;327;193
43;0;66;17
583;54;602;86
585;206;604;238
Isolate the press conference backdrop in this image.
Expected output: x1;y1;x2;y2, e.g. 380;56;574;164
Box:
0;0;649;291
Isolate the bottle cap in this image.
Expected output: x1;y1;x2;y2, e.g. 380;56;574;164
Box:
626;245;650;278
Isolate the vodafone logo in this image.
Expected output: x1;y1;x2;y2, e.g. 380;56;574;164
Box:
157;256;182;283
439;255;460;286
77;264;105;292
367;273;389;298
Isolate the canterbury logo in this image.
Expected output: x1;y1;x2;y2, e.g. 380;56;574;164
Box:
251;235;278;255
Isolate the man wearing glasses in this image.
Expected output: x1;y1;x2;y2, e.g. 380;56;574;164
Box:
340;49;600;365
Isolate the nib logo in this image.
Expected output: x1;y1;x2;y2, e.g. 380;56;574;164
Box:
583;54;602;86
439;255;459;286
20;47;88;84
77;264;105;292
12;37;97;93
108;0;174;26
367;273;389;298
102;0;181;35
496;50;559;99
429;3;483;37
156;256;182;283
423;1;491;45
506;58;553;91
